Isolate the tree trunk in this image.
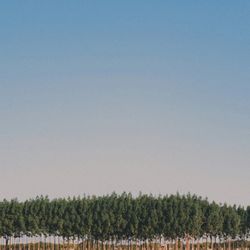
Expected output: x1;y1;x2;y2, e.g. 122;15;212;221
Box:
186;237;189;250
197;239;200;250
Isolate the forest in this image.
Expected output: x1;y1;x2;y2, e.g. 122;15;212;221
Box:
0;193;249;250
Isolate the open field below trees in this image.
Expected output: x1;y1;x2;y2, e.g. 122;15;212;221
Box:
0;193;249;250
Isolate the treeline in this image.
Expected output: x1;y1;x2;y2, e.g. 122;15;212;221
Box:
0;193;249;244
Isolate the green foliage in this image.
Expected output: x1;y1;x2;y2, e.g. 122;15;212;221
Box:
0;193;247;241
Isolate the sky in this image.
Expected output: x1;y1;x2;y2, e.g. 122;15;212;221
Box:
0;1;250;206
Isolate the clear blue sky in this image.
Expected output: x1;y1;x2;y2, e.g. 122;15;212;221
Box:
0;1;249;205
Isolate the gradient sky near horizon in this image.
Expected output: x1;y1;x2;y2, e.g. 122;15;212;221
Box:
0;1;250;205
